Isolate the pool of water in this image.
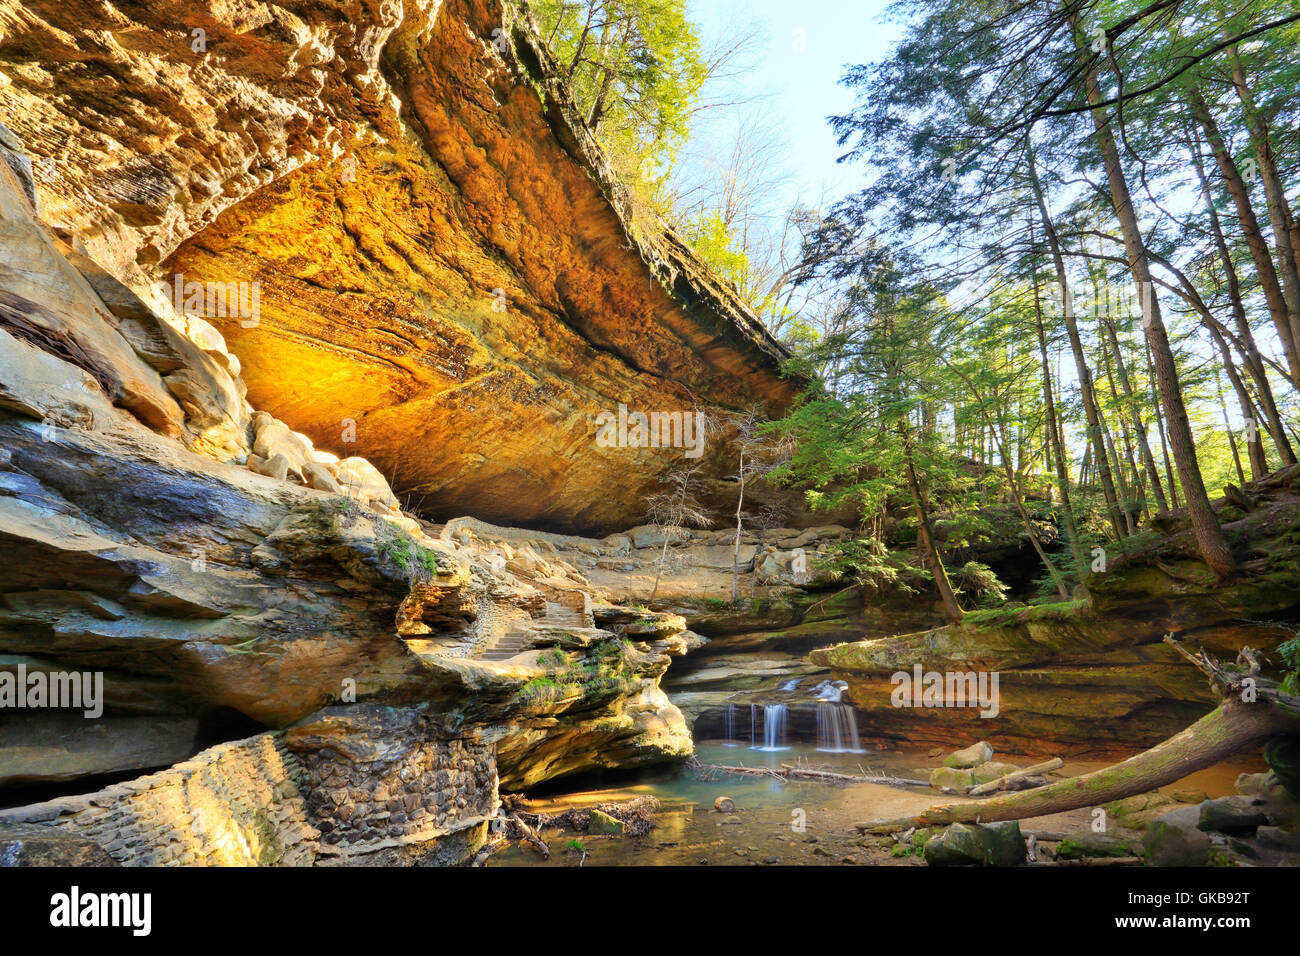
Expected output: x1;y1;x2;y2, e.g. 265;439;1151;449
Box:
488;740;1266;867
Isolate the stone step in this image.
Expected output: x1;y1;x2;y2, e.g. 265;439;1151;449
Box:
477;627;531;661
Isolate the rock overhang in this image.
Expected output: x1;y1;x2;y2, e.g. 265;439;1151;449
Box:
0;0;801;535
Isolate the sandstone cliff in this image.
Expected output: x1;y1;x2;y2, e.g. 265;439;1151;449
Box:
0;0;823;865
0;0;798;533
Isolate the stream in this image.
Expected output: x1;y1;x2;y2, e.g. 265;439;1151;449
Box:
489;625;1265;866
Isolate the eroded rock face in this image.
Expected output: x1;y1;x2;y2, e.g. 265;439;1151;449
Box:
0;0;804;865
0;0;797;534
0;402;694;787
0;135;693;830
809;471;1300;757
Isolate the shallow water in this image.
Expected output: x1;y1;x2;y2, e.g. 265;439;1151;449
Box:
493;626;1268;866
489;740;1266;867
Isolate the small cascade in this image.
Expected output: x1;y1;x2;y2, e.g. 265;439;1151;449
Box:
750;703;757;748
811;679;849;702
779;677;803;692
816;701;865;753
723;703;738;746
752;703;790;751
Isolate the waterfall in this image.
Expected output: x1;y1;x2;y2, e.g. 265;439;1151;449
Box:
724;703;738;746
752;703;789;751
816;701;865;753
811;679;849;703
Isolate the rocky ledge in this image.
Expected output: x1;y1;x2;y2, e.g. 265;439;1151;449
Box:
0;3;776;860
809;467;1300;757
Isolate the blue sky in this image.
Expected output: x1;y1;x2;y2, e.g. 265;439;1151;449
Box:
681;0;901;215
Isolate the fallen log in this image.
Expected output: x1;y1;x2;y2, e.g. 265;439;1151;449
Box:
855;635;1300;833
967;757;1064;796
469;832;507;867
693;760;930;789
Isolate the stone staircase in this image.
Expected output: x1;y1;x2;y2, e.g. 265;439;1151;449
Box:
477;592;591;661
478;627;531;661
542;600;585;628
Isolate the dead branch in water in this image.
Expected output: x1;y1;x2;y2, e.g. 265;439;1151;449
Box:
854;635;1300;833
688;757;930;789
507;811;550;858
469;831;507;866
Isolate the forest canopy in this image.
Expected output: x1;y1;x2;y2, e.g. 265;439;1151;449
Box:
537;0;1300;617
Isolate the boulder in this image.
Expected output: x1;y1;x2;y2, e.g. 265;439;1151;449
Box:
1056;832;1141;860
755;549;784;583
587;809;626;835
1142;806;1211;866
1264;736;1300;798
1197;796;1269;834
334;457;399;509
970;760;1021;785
923;821;1026;866
930;766;975;790
1105;790;1176;828
600;534;631;555
1107;791;1174;816
677;544;757;570
252;419;312;478
249;452;290;482
1235;771;1277;797
302;461;342;494
1255;826;1300;853
943;741;994;768
625;525;693;550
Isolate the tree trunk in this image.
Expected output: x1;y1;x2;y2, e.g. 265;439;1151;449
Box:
1215;362;1247;486
1094;261;1167;511
902;427;963;625
1187;124;1297;467
1032;276;1087;584
1076;27;1236;578
1187;88;1300;385
1230;53;1300;359
1027;149;1126;539
856;694;1300;831
1212;327;1268;481
1144;336;1179;509
732;452;745;607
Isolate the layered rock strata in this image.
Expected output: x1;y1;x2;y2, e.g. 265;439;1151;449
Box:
809;468;1300;757
0;105;699;862
0;0;800;533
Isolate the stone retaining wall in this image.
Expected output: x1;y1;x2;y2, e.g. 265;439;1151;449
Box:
0;710;501;866
0;733;317;866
